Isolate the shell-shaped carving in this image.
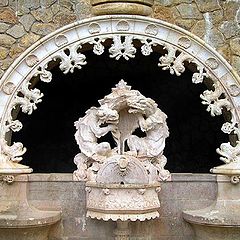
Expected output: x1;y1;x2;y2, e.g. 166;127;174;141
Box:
145;24;158;36
205;58;219;70
55;34;68;46
25;54;39;67
2;82;16;95
88;22;101;34
228;84;240;97
178;36;191;49
116;20;130;31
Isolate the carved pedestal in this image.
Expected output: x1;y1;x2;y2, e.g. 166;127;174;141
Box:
0;175;61;240
114;221;130;240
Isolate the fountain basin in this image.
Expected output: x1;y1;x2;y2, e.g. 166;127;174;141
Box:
86;182;161;221
0;174;61;240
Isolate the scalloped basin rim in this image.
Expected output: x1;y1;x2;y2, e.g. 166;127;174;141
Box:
87;210;159;221
86;182;160;188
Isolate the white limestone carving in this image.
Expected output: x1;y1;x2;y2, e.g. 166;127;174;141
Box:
200;81;231;116
109;36;136;60
89;38;106;55
217;121;240;164
73;80;170;182
0;15;239;174
74;80;167;221
53;44;87;74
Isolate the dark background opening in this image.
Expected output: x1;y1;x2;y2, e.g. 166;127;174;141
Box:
13;49;228;173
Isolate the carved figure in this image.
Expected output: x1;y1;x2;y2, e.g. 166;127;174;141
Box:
73;80;170;182
74;106;119;160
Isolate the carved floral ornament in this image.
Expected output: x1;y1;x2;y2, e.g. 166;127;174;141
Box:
0;16;239;176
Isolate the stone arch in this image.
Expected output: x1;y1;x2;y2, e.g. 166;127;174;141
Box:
0;15;240;174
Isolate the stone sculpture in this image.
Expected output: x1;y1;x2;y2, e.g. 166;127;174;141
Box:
73;80;170;183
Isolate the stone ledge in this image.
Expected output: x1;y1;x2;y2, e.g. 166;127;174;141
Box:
9;173;218;182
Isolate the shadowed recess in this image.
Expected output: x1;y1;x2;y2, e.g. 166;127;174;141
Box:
13;49;228;173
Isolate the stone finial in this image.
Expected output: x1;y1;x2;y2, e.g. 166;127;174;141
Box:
90;0;154;16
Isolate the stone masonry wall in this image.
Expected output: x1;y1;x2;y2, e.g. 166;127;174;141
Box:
25;173;216;240
0;0;239;79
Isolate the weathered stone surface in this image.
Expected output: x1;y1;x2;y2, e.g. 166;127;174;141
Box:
204;28;225;49
0;57;13;70
0;46;9;60
45;0;57;7
32;7;54;23
219;21;240;39
175;18;196;30
195;0;221;12
230;38;240;56
173;0;192;3
217;44;231;62
232;55;240;76
176;3;202;19
19;32;40;48
154;0;173;6
0;34;16;47
25;173;216;239
153;5;175;23
0;0;8;7
6;24;26;38
191;20;205;38
207;10;224;25
51;3;61;15
0;8;18;24
75;1;92;19
0;22;9;33
9;0;39;11
19;14;36;31
156;0;192;6
59;0;74;10
31;22;56;35
9;44;25;58
53;12;77;26
0;69;4;78
222;1;240;21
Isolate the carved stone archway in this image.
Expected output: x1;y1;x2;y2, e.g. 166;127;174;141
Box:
0;15;240;176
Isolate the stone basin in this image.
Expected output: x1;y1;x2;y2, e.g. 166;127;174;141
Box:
86;182;161;221
0;174;61;240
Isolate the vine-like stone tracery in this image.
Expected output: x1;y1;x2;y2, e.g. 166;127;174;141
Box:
0;15;239;175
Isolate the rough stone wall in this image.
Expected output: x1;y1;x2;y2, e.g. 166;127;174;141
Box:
153;0;240;75
0;0;239;79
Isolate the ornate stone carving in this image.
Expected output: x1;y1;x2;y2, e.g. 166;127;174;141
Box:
0;16;238;177
228;84;240;97
25;54;39;67
74;80;170;182
178;36;191;49
53;44;87;74
140;39;156;56
200;81;231;116
89;38;106;55
109;36;136;60
2;82;16;95
55;34;68;47
88;22;101;34
116;20;130;31
145;24;158;36
74;80;169;222
205;57;219;70
216;121;240;164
